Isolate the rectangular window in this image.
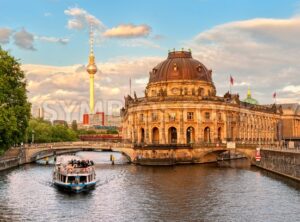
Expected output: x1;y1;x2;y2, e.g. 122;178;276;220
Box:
152;112;158;121
187;112;194;120
205;112;210;120
217;113;222;121
169;113;176;121
139;114;144;122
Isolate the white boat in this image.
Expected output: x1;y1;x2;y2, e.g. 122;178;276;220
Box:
52;155;96;193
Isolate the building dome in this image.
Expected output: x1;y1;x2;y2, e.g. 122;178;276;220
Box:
148;50;213;84
243;88;259;105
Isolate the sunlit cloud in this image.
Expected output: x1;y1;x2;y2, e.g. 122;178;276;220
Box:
64;7;105;30
186;16;300;104
103;24;151;38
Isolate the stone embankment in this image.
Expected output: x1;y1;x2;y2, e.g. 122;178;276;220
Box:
255;148;300;182
0;148;23;171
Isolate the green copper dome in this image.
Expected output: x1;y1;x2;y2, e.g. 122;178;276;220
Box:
243;88;259;105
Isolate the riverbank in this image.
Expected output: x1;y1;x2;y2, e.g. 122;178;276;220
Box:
255;149;300;182
0;148;23;171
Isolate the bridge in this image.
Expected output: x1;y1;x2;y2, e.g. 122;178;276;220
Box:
18;141;262;165
22;141;134;163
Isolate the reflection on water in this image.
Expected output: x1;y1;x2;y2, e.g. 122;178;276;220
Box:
0;152;299;222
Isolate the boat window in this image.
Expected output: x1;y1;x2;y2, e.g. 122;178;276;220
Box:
67;176;75;183
80;176;87;183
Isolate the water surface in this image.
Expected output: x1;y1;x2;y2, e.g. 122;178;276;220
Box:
0;152;299;222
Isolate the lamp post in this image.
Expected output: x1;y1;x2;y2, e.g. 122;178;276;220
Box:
187;127;193;144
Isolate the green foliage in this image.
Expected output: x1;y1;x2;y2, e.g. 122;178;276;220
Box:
27;118;78;143
76;129;97;135
106;129;119;134
26;118;52;143
51;125;77;142
0;47;31;153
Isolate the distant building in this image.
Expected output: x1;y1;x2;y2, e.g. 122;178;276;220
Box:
82;112;105;126
31;106;44;119
243;88;259;105
105;115;122;127
53;120;68;127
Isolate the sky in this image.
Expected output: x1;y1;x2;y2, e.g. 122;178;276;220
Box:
1;0;300;121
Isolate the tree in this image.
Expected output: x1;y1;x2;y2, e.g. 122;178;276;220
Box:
0;47;31;152
27;118;52;143
71;120;78;131
27;118;78;143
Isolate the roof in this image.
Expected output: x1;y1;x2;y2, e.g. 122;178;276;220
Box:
148;50;213;84
280;103;300;115
243;88;259;105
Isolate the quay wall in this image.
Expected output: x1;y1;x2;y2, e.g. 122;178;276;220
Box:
0;157;21;171
255;149;300;181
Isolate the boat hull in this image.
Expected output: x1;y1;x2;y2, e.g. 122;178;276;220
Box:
54;181;96;193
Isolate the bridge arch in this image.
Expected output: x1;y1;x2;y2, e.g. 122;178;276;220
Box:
198;148;255;163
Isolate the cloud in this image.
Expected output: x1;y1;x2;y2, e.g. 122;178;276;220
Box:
186;16;300;104
282;85;300;94
36;36;69;45
64;7;105;30
103;24;151;38
13;28;35;50
23;56;162;121
0;28;12;44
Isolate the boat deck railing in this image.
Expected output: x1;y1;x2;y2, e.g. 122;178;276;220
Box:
57;166;94;175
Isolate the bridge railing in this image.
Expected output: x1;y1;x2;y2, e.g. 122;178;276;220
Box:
261;146;300;153
22;141;133;150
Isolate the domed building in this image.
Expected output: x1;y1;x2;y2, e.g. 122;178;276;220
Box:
121;50;282;148
243;88;259;105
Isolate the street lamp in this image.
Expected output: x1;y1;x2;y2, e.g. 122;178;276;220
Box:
187;127;193;144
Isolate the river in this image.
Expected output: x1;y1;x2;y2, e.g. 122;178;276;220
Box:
0;151;299;222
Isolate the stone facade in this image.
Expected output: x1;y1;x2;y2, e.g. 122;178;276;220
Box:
280;104;300;142
121;50;282;146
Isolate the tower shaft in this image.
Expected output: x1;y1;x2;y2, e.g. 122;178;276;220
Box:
86;24;97;115
89;74;95;114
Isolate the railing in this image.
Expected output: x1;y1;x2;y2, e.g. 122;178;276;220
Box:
21;140;133;150
261;146;300;153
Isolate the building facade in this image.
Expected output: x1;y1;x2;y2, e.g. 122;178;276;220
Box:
280;104;300;147
121;50;282;146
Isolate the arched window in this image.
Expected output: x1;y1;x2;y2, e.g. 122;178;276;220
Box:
217;127;222;142
186;126;195;144
204;127;211;143
152;127;159;144
168;127;177;144
140;128;145;143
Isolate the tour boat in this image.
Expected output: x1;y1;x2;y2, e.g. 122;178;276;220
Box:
53;155;96;193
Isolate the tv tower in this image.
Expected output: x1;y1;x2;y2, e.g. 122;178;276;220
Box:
86;25;97;114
